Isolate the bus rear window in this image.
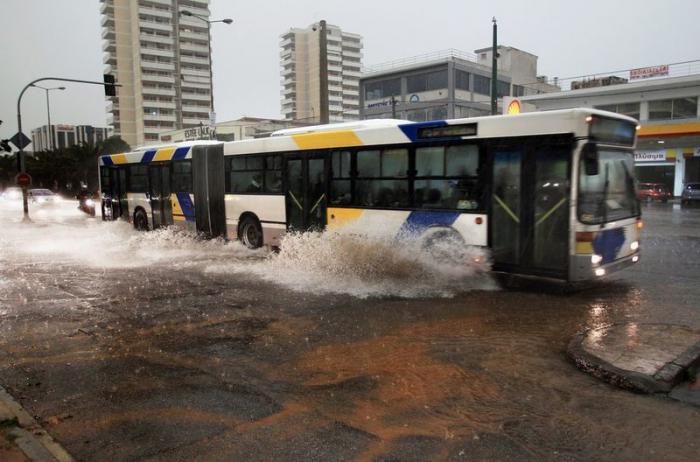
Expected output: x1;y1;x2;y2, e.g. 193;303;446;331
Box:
589;116;636;146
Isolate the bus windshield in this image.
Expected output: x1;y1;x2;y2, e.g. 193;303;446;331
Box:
578;149;640;224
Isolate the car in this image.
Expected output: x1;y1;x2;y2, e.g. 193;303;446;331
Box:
637;182;672;203
28;188;58;205
681;182;700;207
0;187;23;201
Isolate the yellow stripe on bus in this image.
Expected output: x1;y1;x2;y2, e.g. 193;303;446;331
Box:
576;242;593;254
292;130;363;150
327;207;364;230
112;154;128;164
154;147;175;161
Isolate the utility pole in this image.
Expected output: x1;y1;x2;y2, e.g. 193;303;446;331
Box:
490;17;498;115
318;20;330;124
391;96;397;119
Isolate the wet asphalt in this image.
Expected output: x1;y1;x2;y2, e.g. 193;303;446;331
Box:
0;201;699;461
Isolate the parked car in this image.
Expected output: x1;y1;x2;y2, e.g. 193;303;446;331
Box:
28;188;58;205
0;187;23;201
681;182;700;207
637;182;672;202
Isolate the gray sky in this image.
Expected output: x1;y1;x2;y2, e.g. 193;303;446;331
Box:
1;0;699;144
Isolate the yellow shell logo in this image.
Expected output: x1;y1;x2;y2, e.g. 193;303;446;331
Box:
507;99;521;115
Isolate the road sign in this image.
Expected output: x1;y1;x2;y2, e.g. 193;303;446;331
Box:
15;172;32;187
10;132;31;150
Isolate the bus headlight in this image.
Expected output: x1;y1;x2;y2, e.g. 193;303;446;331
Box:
591;254;603;265
630;240;639;251
594;268;606;277
632;255;639;263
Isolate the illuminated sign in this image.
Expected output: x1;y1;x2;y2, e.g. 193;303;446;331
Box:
634;151;666;162
506;99;521;115
630;65;669;80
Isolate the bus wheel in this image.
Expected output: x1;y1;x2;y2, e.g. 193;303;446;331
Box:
134;209;149;231
239;215;263;249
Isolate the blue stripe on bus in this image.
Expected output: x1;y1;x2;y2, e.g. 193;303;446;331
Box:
592;228;626;264
141;150;157;163
102;156;113;166
172;146;190;160
398;120;449;142
176;192;195;221
398;210;461;236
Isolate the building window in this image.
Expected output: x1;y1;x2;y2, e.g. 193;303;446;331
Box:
456;70;470;91
364;78;400;100
407;70;448;93
428;106;448;120
473;75;491;95
497;80;510;98
595;102;641;120
648;98;698;120
513;85;525;97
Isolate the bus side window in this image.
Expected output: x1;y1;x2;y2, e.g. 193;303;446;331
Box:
171;160;192;192
330;150;352;205
128;165;148;193
228;155;264;193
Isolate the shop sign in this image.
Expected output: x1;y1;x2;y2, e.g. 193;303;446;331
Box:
634;151;666;162
630;65;669;80
183;126;210;140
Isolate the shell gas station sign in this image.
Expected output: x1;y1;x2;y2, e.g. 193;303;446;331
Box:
502;97;529;115
506;99;522;114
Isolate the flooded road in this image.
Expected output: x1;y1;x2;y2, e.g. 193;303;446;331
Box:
0;199;699;461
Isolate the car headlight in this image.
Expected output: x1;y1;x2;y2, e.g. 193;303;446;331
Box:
85;199;95;207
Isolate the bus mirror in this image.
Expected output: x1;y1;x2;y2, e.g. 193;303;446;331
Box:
583;144;599;176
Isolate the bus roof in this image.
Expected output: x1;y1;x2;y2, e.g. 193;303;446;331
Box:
100;108;637;166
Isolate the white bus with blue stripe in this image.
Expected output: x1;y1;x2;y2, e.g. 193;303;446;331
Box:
99;108;642;283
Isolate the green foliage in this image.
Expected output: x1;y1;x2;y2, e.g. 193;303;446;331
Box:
0;136;131;193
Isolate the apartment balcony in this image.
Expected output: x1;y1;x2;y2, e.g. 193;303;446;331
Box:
142;47;174;59
179;30;208;41
102;39;116;52
328;64;342;73
103;55;117;66
181;92;210;102
178;4;210;18
180;41;209;53
138;6;171;19
183;117;207;125
142;87;175;96
139;20;172;33
99;1;112;14
180;54;209;66
148;0;174;6
342;49;362;59
280;36;294;48
140;33;173;45
180;67;210;78
343;69;362;78
101;15;114;27
141;74;175;84
144;100;176;110
182;104;210;113
144;113;176;122
101;28;115;40
141;60;174;71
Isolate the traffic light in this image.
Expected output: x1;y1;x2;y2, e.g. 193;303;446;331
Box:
103;74;116;97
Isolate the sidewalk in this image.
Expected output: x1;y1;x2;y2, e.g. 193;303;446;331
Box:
0;386;74;462
568;323;700;402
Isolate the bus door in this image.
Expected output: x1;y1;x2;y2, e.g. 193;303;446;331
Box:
490;140;570;278
148;163;173;228
106;167;127;220
285;154;327;231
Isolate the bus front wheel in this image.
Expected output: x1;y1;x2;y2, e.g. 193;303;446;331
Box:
238;215;263;249
134;209;149;231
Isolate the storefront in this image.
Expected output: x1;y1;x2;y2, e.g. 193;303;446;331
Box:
634;147;700;196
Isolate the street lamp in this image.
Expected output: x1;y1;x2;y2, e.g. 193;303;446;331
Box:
30;84;65;151
179;10;232;138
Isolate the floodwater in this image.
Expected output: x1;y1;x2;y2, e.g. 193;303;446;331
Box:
0;198;699;461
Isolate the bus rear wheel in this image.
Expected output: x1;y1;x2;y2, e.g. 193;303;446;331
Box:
238;216;263;249
134;209;149;231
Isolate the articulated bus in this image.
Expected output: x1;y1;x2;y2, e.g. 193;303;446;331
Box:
99;108;642;283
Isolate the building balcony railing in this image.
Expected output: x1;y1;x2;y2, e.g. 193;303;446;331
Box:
139;20;172;33
181;92;211;102
141;74;175;83
140;33;173;45
141;60;175;71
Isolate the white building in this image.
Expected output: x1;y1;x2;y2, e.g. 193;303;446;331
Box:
100;0;214;147
280;22;363;123
360;46;560;121
516;65;700;196
31;124;111;152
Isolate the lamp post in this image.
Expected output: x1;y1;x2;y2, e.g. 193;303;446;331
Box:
179;10;232;139
31;84;65;151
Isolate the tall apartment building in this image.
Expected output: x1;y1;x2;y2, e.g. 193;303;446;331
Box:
100;0;213;147
280;22;363;123
31;125;111;152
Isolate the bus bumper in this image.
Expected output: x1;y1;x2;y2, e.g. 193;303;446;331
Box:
570;252;640;282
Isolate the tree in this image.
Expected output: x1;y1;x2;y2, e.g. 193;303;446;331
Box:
98;135;130;155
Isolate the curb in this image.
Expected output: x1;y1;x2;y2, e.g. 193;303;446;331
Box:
567;324;700;394
0;385;74;462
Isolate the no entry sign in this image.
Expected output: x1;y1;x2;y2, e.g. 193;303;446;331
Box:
15;172;32;187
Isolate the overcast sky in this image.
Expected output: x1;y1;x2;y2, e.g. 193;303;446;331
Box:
1;0;698;143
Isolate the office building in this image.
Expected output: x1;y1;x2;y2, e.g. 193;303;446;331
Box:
280;22;363;123
360;46;560;121
517;64;700;196
100;0;213;147
31;124;111;152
